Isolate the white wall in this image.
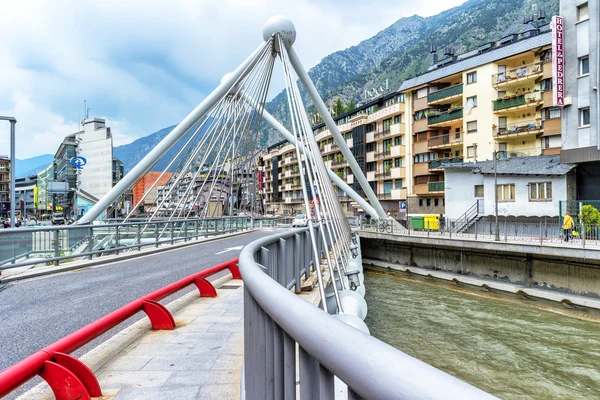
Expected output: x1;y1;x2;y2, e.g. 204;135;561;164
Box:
77;119;114;200
445;169;567;218
482;174;566;217
444;169;483;219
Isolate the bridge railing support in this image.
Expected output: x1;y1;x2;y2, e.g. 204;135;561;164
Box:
239;229;496;399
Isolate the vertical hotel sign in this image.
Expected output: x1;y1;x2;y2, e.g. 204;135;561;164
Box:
552;16;565;106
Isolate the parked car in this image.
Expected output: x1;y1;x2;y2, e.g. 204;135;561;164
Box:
2;218;21;228
292;214;308;228
52;213;66;225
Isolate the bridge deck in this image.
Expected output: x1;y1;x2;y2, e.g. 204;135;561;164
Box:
19;278;244;400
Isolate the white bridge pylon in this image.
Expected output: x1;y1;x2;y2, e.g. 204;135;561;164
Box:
76;15;384;319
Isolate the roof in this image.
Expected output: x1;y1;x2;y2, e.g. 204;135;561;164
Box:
399;29;551;92
443;155;576;176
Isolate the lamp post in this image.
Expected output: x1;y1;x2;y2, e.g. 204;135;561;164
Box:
0;116;17;228
494;150;500;241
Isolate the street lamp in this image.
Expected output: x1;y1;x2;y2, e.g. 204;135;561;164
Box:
0;116;17;228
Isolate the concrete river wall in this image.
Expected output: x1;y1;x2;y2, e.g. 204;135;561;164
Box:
359;231;600;298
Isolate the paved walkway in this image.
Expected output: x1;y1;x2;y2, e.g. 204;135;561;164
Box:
18;278;245;400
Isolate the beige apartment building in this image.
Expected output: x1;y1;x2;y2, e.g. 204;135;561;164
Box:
259;14;563;219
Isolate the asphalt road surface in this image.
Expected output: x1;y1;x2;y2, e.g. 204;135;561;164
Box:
0;228;276;397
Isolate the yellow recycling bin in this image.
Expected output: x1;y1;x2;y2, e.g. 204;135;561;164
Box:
424;214;440;230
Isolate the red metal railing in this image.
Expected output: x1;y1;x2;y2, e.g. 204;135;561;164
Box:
0;258;240;399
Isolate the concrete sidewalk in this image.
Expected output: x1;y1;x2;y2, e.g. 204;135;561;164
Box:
18;278;245;400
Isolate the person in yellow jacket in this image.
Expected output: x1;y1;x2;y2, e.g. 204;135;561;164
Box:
562;212;574;242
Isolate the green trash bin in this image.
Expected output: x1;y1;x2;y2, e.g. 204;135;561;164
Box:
411;216;424;230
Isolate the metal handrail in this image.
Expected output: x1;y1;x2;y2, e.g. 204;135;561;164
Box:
0;258;240;398
0;217;276;270
239;229;495;399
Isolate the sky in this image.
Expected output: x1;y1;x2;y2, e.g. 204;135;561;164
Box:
0;0;467;159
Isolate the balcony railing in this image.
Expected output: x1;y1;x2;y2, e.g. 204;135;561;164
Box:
374;129;392;139
428;84;463;103
375;170;393;179
428;108;463;126
374;150;392;160
428;157;463;170
493;93;541;111
428;181;445;192
428;131;463;148
493;119;543;137
332;159;347;167
492;61;543;86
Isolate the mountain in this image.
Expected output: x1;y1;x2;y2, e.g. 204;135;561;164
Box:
265;0;559;139
15;154;54;177
109;0;559;171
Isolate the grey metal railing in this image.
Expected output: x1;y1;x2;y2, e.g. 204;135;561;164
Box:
239;228;495;399
0;217;278;270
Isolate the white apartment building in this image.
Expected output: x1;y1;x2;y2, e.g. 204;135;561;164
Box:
76;118;115;200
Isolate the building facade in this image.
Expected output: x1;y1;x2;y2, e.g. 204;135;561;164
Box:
14;175;37;220
133;172;173;214
36;164;53;218
0;156;10;218
77;118;117;200
400;14;562;217
560;0;600;200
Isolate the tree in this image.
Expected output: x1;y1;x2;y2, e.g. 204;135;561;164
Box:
346;99;357;112
333;98;345;117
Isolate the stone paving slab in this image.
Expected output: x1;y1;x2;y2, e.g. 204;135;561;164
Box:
93;281;245;399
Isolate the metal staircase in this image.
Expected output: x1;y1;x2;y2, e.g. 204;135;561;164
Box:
452;200;484;233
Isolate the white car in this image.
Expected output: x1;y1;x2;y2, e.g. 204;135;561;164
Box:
292;214;308;227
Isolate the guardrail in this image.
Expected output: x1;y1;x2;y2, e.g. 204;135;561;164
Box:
0;258;240;399
239;228;494;399
0;217;278;270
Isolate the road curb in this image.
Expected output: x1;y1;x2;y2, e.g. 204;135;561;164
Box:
1;230;253;284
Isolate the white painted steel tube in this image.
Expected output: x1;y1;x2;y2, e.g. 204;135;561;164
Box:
77;42;269;224
240;93;379;218
286;47;387;220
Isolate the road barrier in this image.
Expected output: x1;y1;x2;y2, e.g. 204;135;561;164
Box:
0;258;240;399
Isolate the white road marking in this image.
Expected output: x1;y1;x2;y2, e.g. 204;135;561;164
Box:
214;245;244;255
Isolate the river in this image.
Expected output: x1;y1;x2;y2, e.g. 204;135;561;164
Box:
364;270;600;399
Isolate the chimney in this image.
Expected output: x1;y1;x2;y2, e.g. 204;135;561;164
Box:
443;47;454;57
429;44;438;66
537;10;546;21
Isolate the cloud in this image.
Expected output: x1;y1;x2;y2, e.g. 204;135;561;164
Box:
0;0;466;159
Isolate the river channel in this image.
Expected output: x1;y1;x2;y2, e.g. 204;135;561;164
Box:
364;270;600;399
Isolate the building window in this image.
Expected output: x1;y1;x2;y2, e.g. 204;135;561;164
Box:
529;182;552;201
394;136;402;145
497;184;516;202
366;162;376;172
419;199;423;207
394;158;402;167
474;185;484;197
413;110;427;121
498;142;507;151
540;78;553;92
580;107;591;127
466;96;478;108
467;121;478;133
426;198;431;207
383;180;393;194
366;142;375;152
578;3;589;21
365;123;376;133
395;179;403;189
466;71;477;84
546;108;561;119
416;87;428;98
543;137;551;149
467;145;477;158
394;115;403;124
434;198;439;207
579;56;590;76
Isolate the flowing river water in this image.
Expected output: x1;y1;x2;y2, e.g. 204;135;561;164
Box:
364;270;600;399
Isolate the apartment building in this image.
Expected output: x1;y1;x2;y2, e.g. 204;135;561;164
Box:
399;13;562;216
259;92;407;217
560;0;600;200
0;156;10;218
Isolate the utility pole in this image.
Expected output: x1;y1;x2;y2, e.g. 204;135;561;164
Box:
0;116;17;228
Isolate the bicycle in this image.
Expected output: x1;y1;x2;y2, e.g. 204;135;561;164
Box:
378;219;393;234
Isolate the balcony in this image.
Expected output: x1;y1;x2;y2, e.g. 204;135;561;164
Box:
390;123;405;136
367;102;405;122
391;145;406;157
374;130;392;140
428;132;463;149
366;131;375;143
332;158;347;167
347;174;354;184
428;182;445;192
428;157;463;171
428;108;463;126
413;184;429;195
413;118;428;133
374;150;392;161
493;119;543;138
413;141;429;155
413;96;428;111
492;61;543;88
391;167;405;179
493;93;542;113
413;163;430;176
428;84;463;104
366;152;376;163
378;188;407;200
374;170;392;180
